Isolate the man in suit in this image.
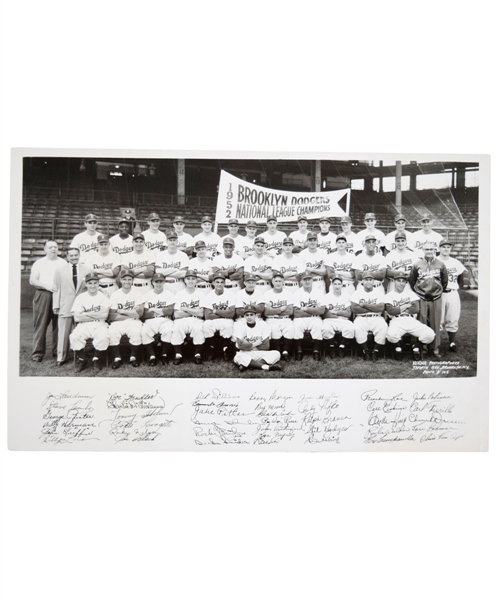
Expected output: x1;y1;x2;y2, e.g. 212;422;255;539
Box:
52;247;90;365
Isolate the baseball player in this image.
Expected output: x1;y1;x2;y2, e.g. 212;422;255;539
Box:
108;269;146;369
211;237;244;289
384;213;416;252
110;218;134;257
413;213;444;257
234;273;266;319
244;236;274;291
232;306;282;372
385;232;415;292
289;216;310;251
216;218;245;255
317;217;337;254
385;273;435;360
171;270;206;365
338;215;358;254
293;272;326;361
322;275;355;358
70;213;103;255
192;215;221;259
155;230;189;294
325;234;356;296
239;219;259;259
141;273;176;366
142;212;167;256
353;234;387;288
408;242;448;358
263;271;294;361
300;231;328;293
350;272;388;360
272;236;303;290
173;215;195;257
261;215;286;256
355;212;386;255
439;239;467;352
82;234;122;297
121;232;156;294
70;272;111;372
202;273;236;360
189;240;213;294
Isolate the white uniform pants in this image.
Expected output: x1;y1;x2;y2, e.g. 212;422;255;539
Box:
341;282;355;296
387;315;435;344
196;282;212;296
171;317;205;345
133;280;153;295
108;319;143;345
267;317;294;339
98;282;118;298
441;290;461;333
293;316;323;340
353;315;388;344
70;321;110;351
322;318;355;339
234;350;280;367
141;317;174;343
203;318;234;339
312;277;326;294
163;278;186;295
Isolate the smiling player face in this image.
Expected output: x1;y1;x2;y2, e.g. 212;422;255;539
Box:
86;279;99;294
86;219;98;233
121;275;133;290
201;221;212;233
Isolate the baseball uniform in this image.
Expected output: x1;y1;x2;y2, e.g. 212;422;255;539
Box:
108;287;146;347
261;230;286;256
70;230;103;255
355;228;386;254
232;319;280;368
413;229;444;256
385;289;435;344
272;253;303;289
171;288;206;346
121;249;156;293
322;291;355;340
189;255;213;293
155;249;189;294
70;291;111;351
216;234;245;255
300;248;328;293
234;288;265;319
325;252;356;296
353;251;386;288
316;231;337;254
239;236;258;257
110;234;134;257
263;287;295;340
293;287;325;340
290;229;310;247
385;229;416;252
202;288;236;340
176;232;195;254
141;288;176;344
192;232;221;258
339;230;358;255
142;229;167;256
350;286;388;345
385;248;416;292
244;253;274;291
82;249;122;297
212;253;245;289
440;256;466;334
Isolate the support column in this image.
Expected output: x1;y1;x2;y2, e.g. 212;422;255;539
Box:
457;166;466;188
379;161;384;193
395;160;402;209
315;160;321;192
177;158;185;205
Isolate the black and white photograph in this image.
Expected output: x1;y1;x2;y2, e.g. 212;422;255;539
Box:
19;153;480;379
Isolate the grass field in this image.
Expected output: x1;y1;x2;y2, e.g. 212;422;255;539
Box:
18;291;478;379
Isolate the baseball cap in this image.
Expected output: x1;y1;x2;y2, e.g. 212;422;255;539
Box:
282;236;294;245
301;273;313;280
212;271;226;281
222;237;235;246
297;216;308;222
364;212;376;220
246;220;258;228
331;275;343;283
133;232;145;241
272;271;284;279
85;272;99;282
266;215;277;223
340;216;352;224
244;273;257;282
395;232;407;240
148;212;160;221
228;218;239;225
194;240;206;250
166;230;178;239
439;239;453;247
361;272;375;279
336;234;347;242
118;217;131;225
365;234;377;242
120;268;134;279
306;232;318;240
319;217;331;224
173;215;185;223
394;213;407;222
420;212;432;221
201;215;212;224
97;234;110;243
85;213;99;222
152;273;166;282
185;270;198;278
254;236;265;245
394;273;408;280
243;305;257;314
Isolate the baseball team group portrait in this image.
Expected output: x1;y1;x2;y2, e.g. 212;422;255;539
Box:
18;154;480;379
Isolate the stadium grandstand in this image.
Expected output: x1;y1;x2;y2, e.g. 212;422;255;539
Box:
20;156;479;303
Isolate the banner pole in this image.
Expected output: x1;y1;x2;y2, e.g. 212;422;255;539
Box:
346;189;351;216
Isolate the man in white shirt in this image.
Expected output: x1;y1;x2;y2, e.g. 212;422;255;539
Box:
189;240;213;294
261;216;286;256
353;234;387;289
192;215;221;258
239;219;259;259
141;272;176;366
173;215;195;257
70;272;111;372
385;232;415;292
325;234;356;296
439;239;467;352
70;213;103;255
384;213;415;253
216;218;245;255
338;215;358;254
350;272;388;360
155;230;189;294
234;273;266;320
273;236;303;291
108;269;146;369
289;216;310;251
263;271;294;361
202;273;236;361
322;275;355;358
244;236;274;291
110;218;134;257
82;234;122;297
300;231;328;293
29;240;66;362
413;213;444;257
142;212;167;256
355;212;386;255
121;232;156;294
385;274;435;360
293;273;326;361
232;306;282;372
317;217;337;254
211;237;244;290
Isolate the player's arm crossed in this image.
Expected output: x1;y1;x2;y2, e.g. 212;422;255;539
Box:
132;261;155;280
385;300;419;317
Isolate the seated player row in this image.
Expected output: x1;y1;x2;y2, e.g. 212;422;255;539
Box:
69;267;436;372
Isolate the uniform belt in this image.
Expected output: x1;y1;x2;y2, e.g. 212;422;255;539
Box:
357;313;380;318
284;281;298;286
266;315;290;319
225;282;240;288
443;290;452;293
164;278;178;284
196;282;211;288
312;276;323;282
99;282;115;287
342;282;353;287
255;281;269;286
396;313;412;318
134;282;151;286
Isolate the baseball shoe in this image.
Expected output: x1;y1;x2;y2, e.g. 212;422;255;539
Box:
296;351;303;361
269;364;283;371
313;351;321;361
94;359;104;371
282;352;290;362
161;355;169;365
413;346;421;357
32;356;43;363
394;348;403;361
433;349;442;358
56;361;65;367
449;343;457;352
363;350;371;361
239;365;246;372
223;348;230;362
148;356;156;367
75;359;87;373
129;358;139;368
194;354;203;365
111;358;122;370
338;346;345;358
372;350;379;361
173;356;183;365
206;346;214;361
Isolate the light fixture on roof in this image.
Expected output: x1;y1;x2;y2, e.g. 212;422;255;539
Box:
79;159;86;172
115;165;120;169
